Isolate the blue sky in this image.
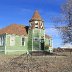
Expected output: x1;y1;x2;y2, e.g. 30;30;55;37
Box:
0;0;66;48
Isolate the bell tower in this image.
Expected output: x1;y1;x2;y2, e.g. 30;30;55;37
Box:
28;10;45;51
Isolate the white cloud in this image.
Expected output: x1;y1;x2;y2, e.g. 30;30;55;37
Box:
61;43;72;48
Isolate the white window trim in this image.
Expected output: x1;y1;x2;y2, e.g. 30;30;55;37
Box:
41;23;43;29
0;37;2;46
35;22;39;28
0;36;4;46
21;37;25;46
35;24;38;28
10;35;15;46
35;21;38;23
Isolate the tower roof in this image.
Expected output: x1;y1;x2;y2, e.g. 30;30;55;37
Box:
29;10;43;21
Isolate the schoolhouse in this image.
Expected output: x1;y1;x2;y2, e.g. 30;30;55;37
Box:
0;10;53;54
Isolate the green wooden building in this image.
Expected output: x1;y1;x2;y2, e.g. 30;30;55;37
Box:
0;10;53;54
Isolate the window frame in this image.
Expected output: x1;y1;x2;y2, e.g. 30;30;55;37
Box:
0;36;4;46
33;37;39;42
10;35;15;46
35;23;38;28
21;37;25;46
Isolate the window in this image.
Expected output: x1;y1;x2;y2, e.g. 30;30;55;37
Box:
0;36;4;46
33;37;39;42
49;40;51;46
0;37;1;46
10;35;15;46
35;23;38;28
40;23;43;29
22;37;25;46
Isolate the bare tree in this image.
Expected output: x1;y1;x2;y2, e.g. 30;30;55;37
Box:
62;0;72;44
54;0;72;44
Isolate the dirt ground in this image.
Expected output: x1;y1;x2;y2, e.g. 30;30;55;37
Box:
0;52;72;72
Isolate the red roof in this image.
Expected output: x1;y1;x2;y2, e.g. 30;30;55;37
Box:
29;10;43;21
0;24;51;39
0;24;27;36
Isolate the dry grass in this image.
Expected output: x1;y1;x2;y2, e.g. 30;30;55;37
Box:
0;52;72;72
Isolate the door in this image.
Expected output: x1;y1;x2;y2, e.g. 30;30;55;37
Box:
41;39;44;50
